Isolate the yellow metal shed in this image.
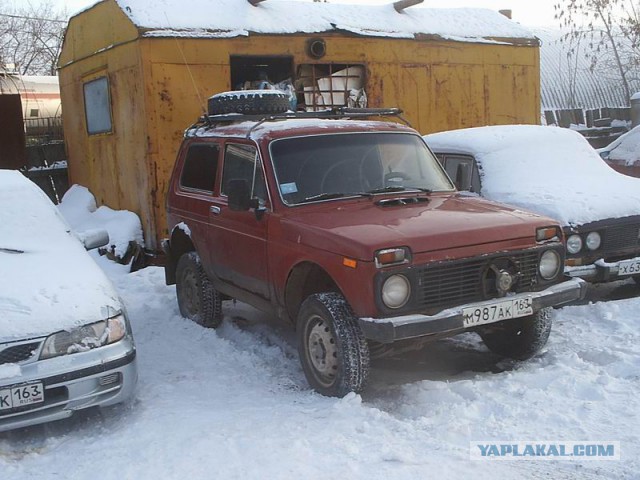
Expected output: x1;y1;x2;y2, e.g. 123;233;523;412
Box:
58;0;540;249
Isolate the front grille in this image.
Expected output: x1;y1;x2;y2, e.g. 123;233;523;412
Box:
0;342;41;365
414;250;541;312
603;223;640;253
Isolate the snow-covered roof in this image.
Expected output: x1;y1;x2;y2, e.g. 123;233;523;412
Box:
111;0;536;44
0;170;122;341
424;125;640;226
535;27;640;110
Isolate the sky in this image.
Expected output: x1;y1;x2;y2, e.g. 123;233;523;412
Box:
28;0;559;27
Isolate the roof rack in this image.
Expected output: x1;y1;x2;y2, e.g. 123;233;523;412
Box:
188;107;410;138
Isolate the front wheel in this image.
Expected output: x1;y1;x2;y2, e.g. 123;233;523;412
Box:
478;308;552;360
297;293;370;397
176;252;223;328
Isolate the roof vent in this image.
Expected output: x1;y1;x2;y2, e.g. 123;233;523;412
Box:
393;0;423;13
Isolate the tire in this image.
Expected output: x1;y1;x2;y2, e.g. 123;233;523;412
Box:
297;293;370;397
208;90;290;115
175;251;222;328
478;308;552;360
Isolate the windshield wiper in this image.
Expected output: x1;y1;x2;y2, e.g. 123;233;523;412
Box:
0;247;24;254
366;186;432;194
298;192;372;204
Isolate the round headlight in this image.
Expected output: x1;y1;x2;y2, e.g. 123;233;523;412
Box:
381;274;411;309
566;234;583;254
585;231;601;251
539;250;561;280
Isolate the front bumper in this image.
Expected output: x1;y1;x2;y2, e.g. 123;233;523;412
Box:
566;255;640;282
0;337;137;432
358;277;587;344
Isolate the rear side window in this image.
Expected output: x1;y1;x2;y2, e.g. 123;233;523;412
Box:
180;144;220;192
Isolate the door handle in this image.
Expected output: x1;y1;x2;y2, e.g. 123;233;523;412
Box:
210;206;221;215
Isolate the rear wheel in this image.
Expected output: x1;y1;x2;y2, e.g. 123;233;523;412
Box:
176;252;222;328
297;293;370;397
478;308;552;360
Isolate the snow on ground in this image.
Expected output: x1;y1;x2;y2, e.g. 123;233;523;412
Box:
1;256;638;478
424;125;640;226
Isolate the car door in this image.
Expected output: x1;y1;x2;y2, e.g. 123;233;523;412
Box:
205;142;270;299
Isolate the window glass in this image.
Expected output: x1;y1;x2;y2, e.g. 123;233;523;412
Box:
222;144;267;202
270;133;454;205
442;155;480;193
180;144;219;192
83;76;112;135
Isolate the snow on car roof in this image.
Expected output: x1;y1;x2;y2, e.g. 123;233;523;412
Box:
0;170;121;341
424;125;640;226
110;0;535;44
600;125;640;166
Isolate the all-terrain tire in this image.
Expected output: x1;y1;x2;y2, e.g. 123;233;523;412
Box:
175;251;223;328
478;308;552;360
208;90;290;115
297;293;370;397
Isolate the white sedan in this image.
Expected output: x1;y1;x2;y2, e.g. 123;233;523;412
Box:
424;125;640;285
0;170;137;432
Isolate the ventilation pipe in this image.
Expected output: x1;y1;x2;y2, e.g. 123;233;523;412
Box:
393;0;423;14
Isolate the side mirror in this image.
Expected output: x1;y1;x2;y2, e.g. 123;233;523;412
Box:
227;178;255;211
455;163;469;191
76;229;110;250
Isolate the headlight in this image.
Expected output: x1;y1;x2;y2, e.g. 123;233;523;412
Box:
566;234;583;254
40;314;127;360
381;274;411;309
585;231;601;251
539;250;561;280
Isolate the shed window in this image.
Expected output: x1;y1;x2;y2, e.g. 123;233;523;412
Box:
298;63;366;111
83;76;112;135
180;144;219;192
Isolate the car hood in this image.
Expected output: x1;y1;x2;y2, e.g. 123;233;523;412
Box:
0;243;122;342
280;193;552;261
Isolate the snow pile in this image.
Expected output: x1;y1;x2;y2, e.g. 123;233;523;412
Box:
424;125;640;226
58;185;144;258
2;264;638;477
111;0;535;44
0;171;120;340
600;125;640;166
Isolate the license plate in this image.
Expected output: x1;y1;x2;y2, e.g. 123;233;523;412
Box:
462;297;533;328
619;259;640;276
0;382;44;411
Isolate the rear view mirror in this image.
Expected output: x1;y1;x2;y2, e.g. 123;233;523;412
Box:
76;229;110;250
227;179;255;211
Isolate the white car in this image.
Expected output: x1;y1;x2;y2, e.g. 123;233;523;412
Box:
0;170;137;432
424;125;640;285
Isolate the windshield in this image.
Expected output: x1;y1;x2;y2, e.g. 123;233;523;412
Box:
270;132;455;205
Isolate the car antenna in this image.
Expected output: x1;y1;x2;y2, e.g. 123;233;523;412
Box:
163;12;208;119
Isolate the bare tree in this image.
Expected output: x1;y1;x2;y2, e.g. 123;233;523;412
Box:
554;0;640;102
0;1;67;76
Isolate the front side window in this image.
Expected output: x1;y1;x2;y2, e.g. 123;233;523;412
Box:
221;144;267;202
83;76;112;135
180;143;219;193
270;133;454;205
